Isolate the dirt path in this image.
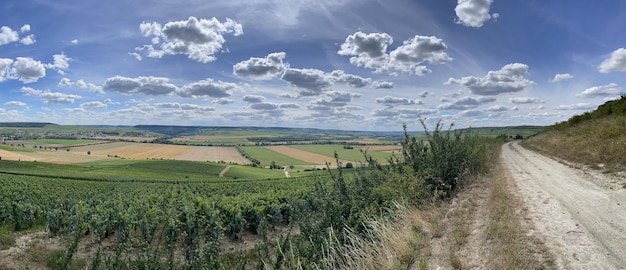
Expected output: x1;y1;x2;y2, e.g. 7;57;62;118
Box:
219;166;231;177
502;141;626;269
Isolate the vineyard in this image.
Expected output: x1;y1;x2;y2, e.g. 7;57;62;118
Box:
0;123;499;269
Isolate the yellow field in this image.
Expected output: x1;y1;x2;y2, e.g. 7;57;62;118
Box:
0;142;249;164
73;142;250;164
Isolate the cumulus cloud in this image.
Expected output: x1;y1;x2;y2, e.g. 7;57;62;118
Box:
437;96;496;110
103;76;178;96
8;57;46;83
250;102;279;110
4;101;27;107
279;103;300;109
509;97;544;104
554;103;596;110
376;96;422;106
330;70;371;88
372;81;394;89
178;79;237;98
485;105;508;111
80;101;107;109
576;83;623;98
242;95;265;103
309;91;361;109
550;73;573;83
281;68;333;96
233;52;287;80
180;104;215;112
135;16;243;63
0;58;13;81
0;26;19;45
212;98;234;105
446;63;534;95
598;48;626;73
21;87;81;104
45;53;71;75
396;108;438;116
338;32;452;76
59;78;104;93
20;34;36;45
454;0;496;28
0;25;35;46
156;102;181;108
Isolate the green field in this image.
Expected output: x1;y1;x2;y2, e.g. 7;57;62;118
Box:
28;139;103;146
240;146;316;166
289;144;400;163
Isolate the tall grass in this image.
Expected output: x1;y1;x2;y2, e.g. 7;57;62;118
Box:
523;96;626;171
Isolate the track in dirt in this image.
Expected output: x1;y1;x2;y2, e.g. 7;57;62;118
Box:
501;141;626;269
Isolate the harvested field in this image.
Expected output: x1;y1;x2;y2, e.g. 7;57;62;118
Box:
264;145;354;168
1;142;249;164
73;142;249;164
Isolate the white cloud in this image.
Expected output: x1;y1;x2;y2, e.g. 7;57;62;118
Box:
458;109;485;117
128;52;142;61
45;53;71;74
103;76;178;96
437;96;496;110
178;79;237;98
242;95;266;103
554;103;596;110
598;48;626;73
4;101;27;107
550;73;573;83
330;70;371;88
0;58;14;82
485;105;508;111
455;0;496;28
212;98;234;105
576;83;623;98
20;24;30;33
59;78;104;93
21;87;81;104
135;16;243;63
446;63;534;95
9;57;46;83
233;52;287;80
250;102;279;110
71;39;79;44
80;101;107;109
309;91;361;108
372;81;394;89
281;68;333;96
0;26;19;45
376;96;422;106
20;34;36;45
509;97;544;104
338;32;452;76
279;103;300;109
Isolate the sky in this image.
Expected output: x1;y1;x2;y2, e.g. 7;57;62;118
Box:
1;0;626;131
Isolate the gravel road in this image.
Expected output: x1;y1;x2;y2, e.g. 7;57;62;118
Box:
502;141;626;269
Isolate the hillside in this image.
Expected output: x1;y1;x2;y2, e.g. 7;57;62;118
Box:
523;95;626;171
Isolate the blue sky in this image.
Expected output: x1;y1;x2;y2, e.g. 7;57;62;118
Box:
1;0;625;131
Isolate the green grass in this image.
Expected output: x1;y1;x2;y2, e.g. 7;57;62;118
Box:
0;143;36;152
240;146;316;166
223;165;288;179
29;139;103;146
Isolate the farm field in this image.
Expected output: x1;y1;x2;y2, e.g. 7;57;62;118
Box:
289;144;402;163
0;142;250;164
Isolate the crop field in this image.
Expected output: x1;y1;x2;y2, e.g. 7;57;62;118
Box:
239;146;317;167
289;144;402;163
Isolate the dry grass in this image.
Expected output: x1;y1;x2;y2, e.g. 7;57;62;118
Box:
484;158;556;269
523;115;626;171
322;203;434;270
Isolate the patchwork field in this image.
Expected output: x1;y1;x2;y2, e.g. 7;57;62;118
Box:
72;142;250;164
0;142;250;164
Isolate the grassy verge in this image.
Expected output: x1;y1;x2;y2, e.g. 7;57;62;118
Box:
484;153;555;269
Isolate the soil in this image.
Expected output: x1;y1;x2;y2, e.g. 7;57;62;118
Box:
502;141;626;269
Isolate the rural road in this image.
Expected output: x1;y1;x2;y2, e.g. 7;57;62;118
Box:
501;141;626;269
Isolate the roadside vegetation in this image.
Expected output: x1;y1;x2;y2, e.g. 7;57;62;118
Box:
523;95;626;171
